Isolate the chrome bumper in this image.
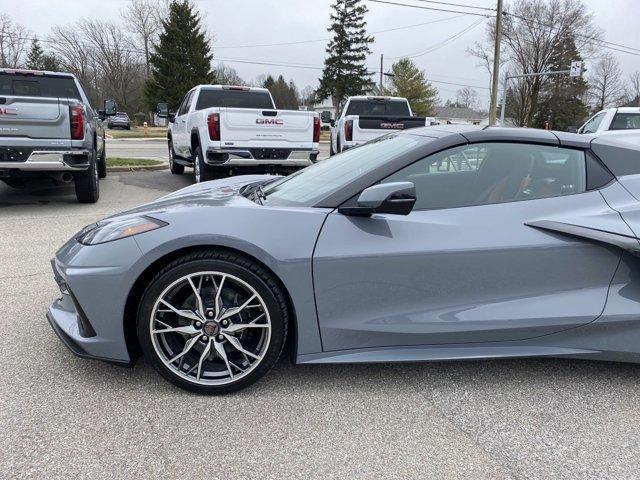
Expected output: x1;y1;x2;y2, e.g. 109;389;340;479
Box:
205;148;319;167
0;150;90;171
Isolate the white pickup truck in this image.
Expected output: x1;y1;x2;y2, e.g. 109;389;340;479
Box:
167;85;320;182
578;107;640;145
328;96;435;155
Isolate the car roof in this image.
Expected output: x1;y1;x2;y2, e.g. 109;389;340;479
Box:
0;68;75;78
197;84;269;93
615;107;640;113
402;124;594;148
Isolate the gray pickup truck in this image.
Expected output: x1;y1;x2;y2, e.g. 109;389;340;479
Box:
0;69;107;203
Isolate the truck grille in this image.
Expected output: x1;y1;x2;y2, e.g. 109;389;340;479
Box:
0;147;33;162
249;148;291;160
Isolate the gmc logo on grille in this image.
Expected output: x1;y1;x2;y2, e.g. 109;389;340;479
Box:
380;123;404;129
0;107;17;115
256;118;284;125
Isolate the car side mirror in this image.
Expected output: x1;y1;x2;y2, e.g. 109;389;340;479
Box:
338;182;416;217
168;113;176;123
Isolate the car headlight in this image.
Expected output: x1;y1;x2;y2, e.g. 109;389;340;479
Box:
77;216;167;245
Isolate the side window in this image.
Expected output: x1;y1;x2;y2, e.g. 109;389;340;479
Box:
178;91;193;116
383;143;586;210
610;113;640;130
581;112;605;134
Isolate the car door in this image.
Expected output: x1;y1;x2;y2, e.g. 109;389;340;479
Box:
173;90;194;156
313;142;624;352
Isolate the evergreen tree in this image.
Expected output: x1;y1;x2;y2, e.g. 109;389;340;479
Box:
533;33;589;130
388;58;438;116
316;0;374;109
25;37;61;71
26;38;44;70
264;75;300;109
144;0;213;110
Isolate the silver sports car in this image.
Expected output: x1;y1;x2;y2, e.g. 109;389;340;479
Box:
48;125;640;393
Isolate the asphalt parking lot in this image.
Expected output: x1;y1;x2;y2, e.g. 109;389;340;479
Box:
3;170;640;479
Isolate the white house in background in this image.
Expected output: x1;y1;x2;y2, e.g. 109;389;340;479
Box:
434;106;486;125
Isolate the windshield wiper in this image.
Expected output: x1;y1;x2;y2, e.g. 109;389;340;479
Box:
242;183;268;205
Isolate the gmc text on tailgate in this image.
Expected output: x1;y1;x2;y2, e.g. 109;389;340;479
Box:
330;96;433;155
0;69;106;203
166;85;320;182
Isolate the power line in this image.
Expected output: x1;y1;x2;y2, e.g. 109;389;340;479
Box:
366;0;494;17
389;17;486;59
410;0;495;12
214;14;467;49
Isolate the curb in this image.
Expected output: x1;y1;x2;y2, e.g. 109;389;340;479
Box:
107;164;168;172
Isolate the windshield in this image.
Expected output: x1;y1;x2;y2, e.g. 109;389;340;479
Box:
263;134;422;206
0;74;80;99
196;89;274;110
345;99;411;117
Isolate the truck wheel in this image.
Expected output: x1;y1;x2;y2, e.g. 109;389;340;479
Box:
194;146;215;183
169;139;184;175
74;149;100;203
97;144;107;179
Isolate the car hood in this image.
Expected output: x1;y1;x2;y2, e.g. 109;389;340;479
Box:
109;174;277;220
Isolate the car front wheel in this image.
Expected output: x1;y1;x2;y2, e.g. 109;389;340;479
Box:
137;251;288;394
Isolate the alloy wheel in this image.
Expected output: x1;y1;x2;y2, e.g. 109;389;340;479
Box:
149;271;271;386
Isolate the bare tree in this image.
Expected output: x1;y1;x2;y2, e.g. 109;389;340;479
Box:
589;52;626;111
121;0;168;77
78;19;145;113
626;71;640;107
213;64;243;85
48;25;100;104
471;0;602;126
456;87;479;110
0;14;30;68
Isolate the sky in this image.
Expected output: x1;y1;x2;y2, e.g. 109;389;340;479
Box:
3;0;640;108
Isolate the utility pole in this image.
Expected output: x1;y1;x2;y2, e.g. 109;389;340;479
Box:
379;53;384;94
488;0;504;125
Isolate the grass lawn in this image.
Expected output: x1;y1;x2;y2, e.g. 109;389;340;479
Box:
106;157;164;167
106;126;167;139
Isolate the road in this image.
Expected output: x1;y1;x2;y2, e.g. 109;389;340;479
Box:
105;138;331;161
2;171;640;479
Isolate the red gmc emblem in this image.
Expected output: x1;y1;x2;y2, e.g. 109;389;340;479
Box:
256;118;284;125
380;123;404;129
0;107;17;115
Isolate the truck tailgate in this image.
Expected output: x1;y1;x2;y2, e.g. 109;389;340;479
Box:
356;115;426;131
220;108;314;145
0;95;70;141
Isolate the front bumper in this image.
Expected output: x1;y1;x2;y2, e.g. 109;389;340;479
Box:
47;237;143;366
0;149;90;171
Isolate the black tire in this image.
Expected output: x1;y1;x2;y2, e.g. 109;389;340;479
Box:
74;149;99;203
194;146;216;183
97;142;107;179
168;139;184;175
136;250;289;394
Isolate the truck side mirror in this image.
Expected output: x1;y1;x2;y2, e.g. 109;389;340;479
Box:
330;119;335;127
168;113;176;123
97;110;106;121
156;102;169;119
320;110;332;123
103;99;117;116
